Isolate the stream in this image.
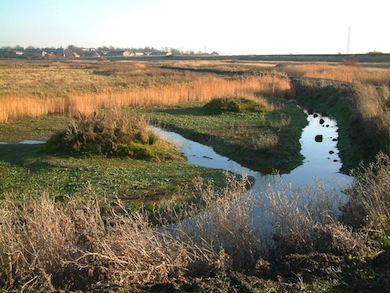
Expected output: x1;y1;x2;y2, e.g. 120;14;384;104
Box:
152;110;353;194
152;110;353;229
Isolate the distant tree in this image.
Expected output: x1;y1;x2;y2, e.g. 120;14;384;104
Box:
66;45;83;56
368;50;383;55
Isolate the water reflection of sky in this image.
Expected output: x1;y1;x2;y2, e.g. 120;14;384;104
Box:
152;109;353;194
281;111;352;189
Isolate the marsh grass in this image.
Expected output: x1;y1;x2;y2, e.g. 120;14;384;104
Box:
0;171;381;292
172;174;261;270
0;60;292;123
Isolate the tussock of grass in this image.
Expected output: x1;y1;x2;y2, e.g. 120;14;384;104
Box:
203;96;271;114
45;110;181;160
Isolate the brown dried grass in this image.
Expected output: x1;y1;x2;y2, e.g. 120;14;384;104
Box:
345;152;390;234
0;174;259;291
0;74;291;122
265;182;373;259
283;63;390;84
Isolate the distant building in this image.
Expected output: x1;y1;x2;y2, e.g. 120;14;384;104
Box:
106;50;132;57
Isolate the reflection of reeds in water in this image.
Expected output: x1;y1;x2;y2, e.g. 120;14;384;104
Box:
0;76;291;122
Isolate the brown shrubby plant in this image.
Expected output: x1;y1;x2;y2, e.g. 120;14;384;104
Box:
173;174;261;271
265;180;371;257
343;152;390;234
0;174;261;291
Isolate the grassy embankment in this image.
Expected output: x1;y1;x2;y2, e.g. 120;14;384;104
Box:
0;59;389;291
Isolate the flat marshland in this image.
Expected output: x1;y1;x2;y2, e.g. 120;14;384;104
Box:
0;58;389;292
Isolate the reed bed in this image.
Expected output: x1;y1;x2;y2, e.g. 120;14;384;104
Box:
0;74;291;123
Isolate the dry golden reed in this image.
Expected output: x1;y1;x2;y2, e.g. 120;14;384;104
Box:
0;75;291;122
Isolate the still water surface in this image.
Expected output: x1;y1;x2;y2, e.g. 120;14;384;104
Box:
152;110;353;196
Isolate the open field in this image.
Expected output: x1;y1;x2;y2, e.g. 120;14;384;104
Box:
0;58;389;291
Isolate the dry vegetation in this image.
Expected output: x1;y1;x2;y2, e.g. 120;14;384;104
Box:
0;60;291;123
1;156;388;291
0;175;259;291
281;62;390;84
0;58;389;291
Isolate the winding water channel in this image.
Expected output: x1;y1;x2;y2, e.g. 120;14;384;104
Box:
152;109;353;205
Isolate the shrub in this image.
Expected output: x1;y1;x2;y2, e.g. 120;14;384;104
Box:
45;110;182;160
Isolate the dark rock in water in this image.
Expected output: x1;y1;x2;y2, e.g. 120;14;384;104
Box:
329;150;335;154
313;113;319;118
332;138;337;142
315;135;323;142
319;118;325;124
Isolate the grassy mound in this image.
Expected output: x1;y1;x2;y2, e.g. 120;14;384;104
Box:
45;111;182;160
203;96;271;114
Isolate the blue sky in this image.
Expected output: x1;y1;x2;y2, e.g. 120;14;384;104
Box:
0;0;388;55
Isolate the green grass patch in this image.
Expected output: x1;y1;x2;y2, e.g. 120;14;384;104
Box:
0;114;231;208
0;145;229;207
0;115;67;143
